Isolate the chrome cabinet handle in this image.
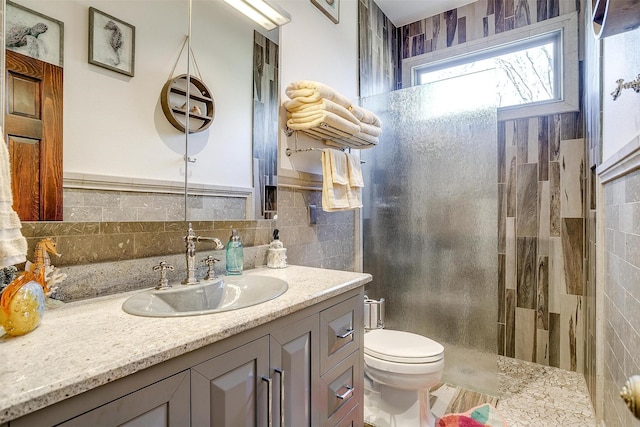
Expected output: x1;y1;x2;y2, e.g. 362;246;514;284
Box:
274;368;285;426
335;385;353;400
262;376;273;427
336;328;354;339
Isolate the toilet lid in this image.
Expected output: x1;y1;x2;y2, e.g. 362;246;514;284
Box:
365;329;444;363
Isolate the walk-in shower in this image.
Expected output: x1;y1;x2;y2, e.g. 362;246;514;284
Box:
361;70;499;395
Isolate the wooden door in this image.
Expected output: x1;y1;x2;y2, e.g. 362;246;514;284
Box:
4;50;63;221
191;336;271;426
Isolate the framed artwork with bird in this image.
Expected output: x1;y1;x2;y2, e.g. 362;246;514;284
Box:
88;7;135;77
6;1;64;67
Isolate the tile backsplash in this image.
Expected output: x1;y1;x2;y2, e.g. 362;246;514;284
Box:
20;185;357;302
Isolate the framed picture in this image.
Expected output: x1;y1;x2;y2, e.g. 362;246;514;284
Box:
5;1;64;67
88;7;135;77
311;0;339;24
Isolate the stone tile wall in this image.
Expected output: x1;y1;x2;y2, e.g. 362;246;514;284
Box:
275;187;356;271
359;0;587;372
63;189;246;222
21;186;356;301
602;173;640;426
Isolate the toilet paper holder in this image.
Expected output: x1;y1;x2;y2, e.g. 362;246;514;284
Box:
364;295;385;330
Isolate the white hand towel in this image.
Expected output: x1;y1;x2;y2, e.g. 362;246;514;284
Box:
346;153;364;188
0;130;27;267
329;149;349;186
322;149;350;211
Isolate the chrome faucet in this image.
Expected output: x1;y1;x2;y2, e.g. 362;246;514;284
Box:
183;223;224;285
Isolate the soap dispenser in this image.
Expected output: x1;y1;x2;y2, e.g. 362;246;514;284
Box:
225;229;244;275
267;229;287;269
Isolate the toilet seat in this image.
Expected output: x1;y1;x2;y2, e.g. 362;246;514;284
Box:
364;329;444;364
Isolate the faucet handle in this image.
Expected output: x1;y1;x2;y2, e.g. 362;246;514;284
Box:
202;256;220;280
153;261;174;290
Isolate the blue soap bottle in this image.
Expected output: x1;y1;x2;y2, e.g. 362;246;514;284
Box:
225;229;244;275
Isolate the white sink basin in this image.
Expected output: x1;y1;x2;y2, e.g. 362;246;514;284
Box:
122;275;288;317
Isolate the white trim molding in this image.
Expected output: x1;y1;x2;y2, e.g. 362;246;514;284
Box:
64;172;253;198
597;134;640;183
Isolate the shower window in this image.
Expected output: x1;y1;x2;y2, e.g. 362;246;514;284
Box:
401;12;579;120
415;32;560;109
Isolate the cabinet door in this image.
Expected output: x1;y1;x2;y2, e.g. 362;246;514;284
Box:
57;370;190;427
191;336;270;427
270;315;319;427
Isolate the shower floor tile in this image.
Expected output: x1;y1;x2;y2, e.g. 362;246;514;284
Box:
364;356;597;426
497;356;596;426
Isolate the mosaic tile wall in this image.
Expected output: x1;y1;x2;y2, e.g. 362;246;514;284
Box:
602;173;640;427
358;0;587;373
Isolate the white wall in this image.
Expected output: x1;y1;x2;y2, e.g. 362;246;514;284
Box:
278;0;359;177
602;27;640;161
14;0;266;189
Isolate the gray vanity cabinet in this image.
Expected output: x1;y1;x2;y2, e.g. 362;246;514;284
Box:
7;288;364;427
9;369;191;427
270;314;319;426
191;335;271;426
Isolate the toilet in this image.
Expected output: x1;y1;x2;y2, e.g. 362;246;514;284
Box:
363;297;445;427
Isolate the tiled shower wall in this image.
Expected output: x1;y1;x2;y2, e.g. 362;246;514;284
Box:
359;0;587;372
602;172;640;426
498;116;585;371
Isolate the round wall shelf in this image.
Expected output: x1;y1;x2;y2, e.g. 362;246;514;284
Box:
161;74;215;133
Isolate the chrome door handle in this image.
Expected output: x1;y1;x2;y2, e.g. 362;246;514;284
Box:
335;385;353;400
274;368;285;426
336;328;354;339
262;376;273;427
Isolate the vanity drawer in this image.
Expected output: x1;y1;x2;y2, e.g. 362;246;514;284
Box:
320;295;362;374
334;404;361;427
319;350;361;427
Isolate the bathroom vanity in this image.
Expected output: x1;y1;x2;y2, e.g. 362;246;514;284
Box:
0;266;371;426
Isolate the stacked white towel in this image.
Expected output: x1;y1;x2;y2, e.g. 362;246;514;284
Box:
0;129;27;268
321;149;363;212
283;80;383;144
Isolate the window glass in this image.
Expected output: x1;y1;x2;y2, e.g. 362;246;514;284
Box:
417;38;557;108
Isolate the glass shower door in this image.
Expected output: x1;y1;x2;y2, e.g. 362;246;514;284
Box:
361;70;499;395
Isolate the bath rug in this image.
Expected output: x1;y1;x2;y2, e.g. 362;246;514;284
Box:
436;403;508;427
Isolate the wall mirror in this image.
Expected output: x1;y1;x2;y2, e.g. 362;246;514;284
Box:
2;0;280;223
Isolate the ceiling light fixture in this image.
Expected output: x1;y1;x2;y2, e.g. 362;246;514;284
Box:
224;0;291;31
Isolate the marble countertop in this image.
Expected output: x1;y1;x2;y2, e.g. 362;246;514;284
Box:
0;265;372;424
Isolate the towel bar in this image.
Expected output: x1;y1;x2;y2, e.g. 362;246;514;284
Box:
285;122;377;150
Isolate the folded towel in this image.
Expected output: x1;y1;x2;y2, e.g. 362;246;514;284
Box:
359;120;383;137
286;80;353;109
0;130;27;268
287;110;361;136
354;131;379;145
349;104;383;127
283;98;360;125
322;149;350;211
346;153;364;187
